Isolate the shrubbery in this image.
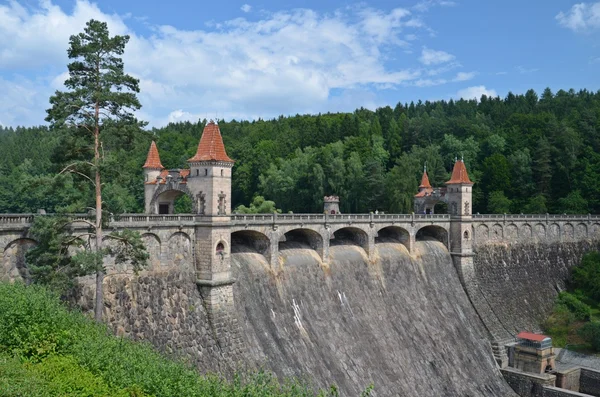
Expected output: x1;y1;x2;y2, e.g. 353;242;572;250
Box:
544;252;600;352
0;282;351;396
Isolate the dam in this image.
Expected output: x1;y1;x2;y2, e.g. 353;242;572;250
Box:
2;122;600;395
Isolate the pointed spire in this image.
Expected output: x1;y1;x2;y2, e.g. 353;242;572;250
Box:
419;168;432;189
446;159;473;185
188;120;234;163
143;141;164;169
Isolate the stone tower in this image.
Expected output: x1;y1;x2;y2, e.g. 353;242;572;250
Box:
324;196;341;214
445;159;474;284
143;141;164;213
187;121;243;359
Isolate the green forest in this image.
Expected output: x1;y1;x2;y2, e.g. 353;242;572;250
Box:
1;87;599;215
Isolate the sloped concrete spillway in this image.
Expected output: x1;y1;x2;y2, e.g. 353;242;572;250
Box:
232;240;516;396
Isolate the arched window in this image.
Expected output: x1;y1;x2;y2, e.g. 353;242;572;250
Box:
463;230;469;240
216;242;225;257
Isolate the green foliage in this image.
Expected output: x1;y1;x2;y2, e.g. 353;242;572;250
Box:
556;291;591;321
0;282;350;396
26;215;148;296
487;191;512;214
4;87;600;215
235;196;281;214
578;322;600;351
572;252;600;301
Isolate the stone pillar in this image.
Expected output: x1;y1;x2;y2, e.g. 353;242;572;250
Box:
367;232;375;262
269;232;280;269
195;221;245;359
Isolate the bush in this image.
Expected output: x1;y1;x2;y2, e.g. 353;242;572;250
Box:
556;291;591;321
0;282;344;396
572;252;600;302
578;322;600;351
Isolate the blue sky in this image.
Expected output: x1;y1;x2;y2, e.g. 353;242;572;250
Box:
1;0;599;127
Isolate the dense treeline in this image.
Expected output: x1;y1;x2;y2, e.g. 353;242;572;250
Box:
1;87;600;214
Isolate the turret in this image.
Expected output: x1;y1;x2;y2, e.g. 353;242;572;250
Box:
414;165;436;214
143;141;164;213
186;120;235;217
445;158;473;217
324;196;341;214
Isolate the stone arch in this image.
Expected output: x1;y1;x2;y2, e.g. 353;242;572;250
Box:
505;224;518;240
521;224;533;240
534;223;546;240
141;233;161;270
563;223;574;240
491;224;503;240
2;238;37;283
549;223;560;240
591;223;600;238
149;184;195;215
376;226;410;251
330;226;369;253
463;230;470;240
416;225;448;248
167;232;192;268
231;230;271;261
280;228;324;259
476;224;489;240
576;223;588;239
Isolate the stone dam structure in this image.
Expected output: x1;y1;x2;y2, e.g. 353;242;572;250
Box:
2;122;600;396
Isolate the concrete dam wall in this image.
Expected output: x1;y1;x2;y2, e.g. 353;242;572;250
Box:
469;240;600;344
231;240;514;396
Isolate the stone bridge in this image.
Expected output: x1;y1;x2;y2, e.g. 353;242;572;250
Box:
2;213;600;281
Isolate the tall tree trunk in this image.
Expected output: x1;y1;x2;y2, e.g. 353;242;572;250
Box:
94;99;104;322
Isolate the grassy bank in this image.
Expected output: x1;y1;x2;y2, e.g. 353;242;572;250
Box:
0;282;338;396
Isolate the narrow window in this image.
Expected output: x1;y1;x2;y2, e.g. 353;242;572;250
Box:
204;169;208;176
221;169;224;177
196;169;199;176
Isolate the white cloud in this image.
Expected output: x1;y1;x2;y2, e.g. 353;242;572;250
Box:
556;2;600;32
452;71;475;82
240;4;251;13
413;0;457;12
456;85;497;100
0;1;457;127
419;47;455;65
495;71;507;75
516;65;539;74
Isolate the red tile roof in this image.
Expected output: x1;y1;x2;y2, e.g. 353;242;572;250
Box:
516;332;550;342
188;121;234;163
419;170;432;189
446;160;473;185
143;141;164;169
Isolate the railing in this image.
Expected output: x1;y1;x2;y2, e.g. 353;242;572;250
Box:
2;213;599;227
472;214;600;222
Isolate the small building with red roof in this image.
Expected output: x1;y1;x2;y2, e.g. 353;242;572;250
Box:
508;332;555;374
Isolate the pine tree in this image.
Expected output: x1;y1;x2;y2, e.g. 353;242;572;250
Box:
45;20;147;321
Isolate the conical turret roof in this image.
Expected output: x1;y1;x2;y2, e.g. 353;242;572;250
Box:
419;170;432;189
143;141;164;169
446;159;473;185
188;121;234;163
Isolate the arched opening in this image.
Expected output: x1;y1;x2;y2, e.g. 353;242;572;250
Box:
280;229;323;255
174;194;193;213
330;227;369;252
216;242;224;253
463;230;469;240
433;201;447;214
416;225;448;248
2;238;37;283
231;230;270;259
151;188;194;215
376;226;410;250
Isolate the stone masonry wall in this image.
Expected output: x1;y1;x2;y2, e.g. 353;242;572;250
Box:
542;386;590;397
501;367;555;397
471;240;600;343
580;368;600;397
77;269;245;374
